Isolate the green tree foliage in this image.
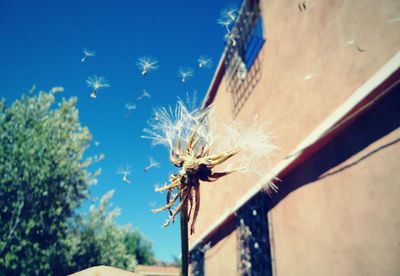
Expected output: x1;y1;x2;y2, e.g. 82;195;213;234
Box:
0;92;98;275
124;230;156;265
0;91;157;275
67;190;137;273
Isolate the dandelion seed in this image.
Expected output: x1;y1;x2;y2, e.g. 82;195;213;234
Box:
94;141;101;147
217;4;239;33
293;72;321;83
221;4;239;21
49;86;64;94
86;75;110;99
153;183;162;191
198;55;213;69
81;48;95;63
137;56;159;76
149;201;158;209
238;60;247;80
303;74;314;80
88;178;98;185
117;165;132;184
137;89;151;100
125;103;137;117
225;29;239;46
178;67;194;83
347;37;366;52
29;84;36;94
144;157;160;172
217;16;234;33
93;154;104;162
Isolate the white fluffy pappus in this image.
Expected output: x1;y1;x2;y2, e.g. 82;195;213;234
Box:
142;99;277;180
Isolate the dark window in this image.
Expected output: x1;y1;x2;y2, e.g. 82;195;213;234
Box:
225;0;265;117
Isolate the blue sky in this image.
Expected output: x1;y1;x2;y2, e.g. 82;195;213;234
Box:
0;0;235;262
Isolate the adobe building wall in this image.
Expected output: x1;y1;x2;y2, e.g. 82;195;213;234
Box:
190;0;400;274
204;230;238;275
271;127;400;276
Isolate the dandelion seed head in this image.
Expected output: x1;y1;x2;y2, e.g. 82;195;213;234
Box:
143;97;276;179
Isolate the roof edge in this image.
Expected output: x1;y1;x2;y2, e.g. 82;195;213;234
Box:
201;49;227;109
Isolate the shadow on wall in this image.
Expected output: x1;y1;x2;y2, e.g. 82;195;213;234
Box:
267;81;400;211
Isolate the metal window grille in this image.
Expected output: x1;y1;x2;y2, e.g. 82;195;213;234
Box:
190;244;205;276
236;193;273;276
225;0;265;117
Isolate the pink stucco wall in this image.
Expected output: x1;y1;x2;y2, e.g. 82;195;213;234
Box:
190;0;400;274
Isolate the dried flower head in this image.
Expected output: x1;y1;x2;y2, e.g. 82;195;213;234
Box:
177;67;194;83
198;55;213;69
137;57;159;76
142;99;276;234
86;75;110;99
81;48;95;63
